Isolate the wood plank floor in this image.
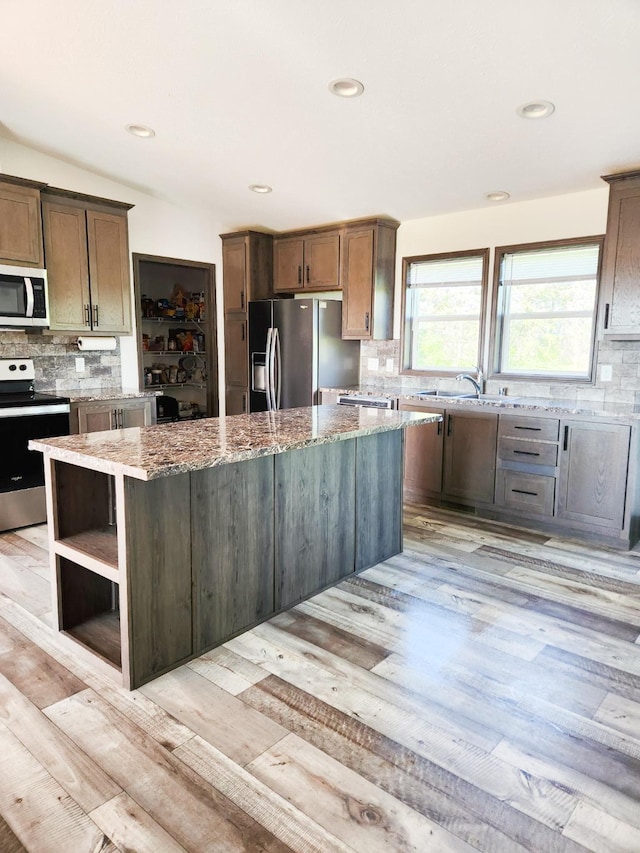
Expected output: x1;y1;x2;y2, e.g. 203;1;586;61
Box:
1;504;640;851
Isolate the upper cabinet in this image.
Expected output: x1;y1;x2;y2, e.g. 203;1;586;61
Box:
341;218;399;340
599;170;640;340
42;189;133;334
273;230;340;293
0;175;46;267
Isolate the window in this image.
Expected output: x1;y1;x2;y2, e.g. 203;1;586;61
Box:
402;249;488;373
492;238;603;379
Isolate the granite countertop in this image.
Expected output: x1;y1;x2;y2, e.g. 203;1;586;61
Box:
61;389;159;403
30;405;438;481
321;386;640;421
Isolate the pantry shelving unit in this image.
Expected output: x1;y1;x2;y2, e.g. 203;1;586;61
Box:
133;253;218;418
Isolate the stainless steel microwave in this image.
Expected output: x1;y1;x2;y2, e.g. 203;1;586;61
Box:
0;265;49;327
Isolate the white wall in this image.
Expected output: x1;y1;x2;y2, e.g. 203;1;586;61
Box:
0;138;227;403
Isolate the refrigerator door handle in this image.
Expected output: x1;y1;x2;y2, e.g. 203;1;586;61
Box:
265;327;273;411
273;327;282;410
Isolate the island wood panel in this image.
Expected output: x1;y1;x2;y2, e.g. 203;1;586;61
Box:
355;430;403;571
275;439;356;610
191;455;274;651
123;473;192;687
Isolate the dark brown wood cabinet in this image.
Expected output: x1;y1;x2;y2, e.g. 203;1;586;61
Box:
557;420;630;529
273;231;340;293
42;190;133;333
600;171;640;339
341;219;398;340
399;402;497;506
221;231;273;411
400;403;445;501
0;175;45;267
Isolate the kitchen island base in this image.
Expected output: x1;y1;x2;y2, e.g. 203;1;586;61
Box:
44;429;403;689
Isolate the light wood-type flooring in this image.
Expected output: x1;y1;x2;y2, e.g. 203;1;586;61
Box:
1;504;640;851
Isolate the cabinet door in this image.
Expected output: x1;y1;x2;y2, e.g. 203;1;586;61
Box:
0;182;44;266
601;179;640;338
119;399;155;428
557;421;630;528
86;209;132;333
224;313;248;387
341;227;374;338
222;237;247;311
225;386;248;415
399;403;444;500
273;237;304;292
42;202;92;332
442;411;498;505
76;404;116;433
304;232;340;290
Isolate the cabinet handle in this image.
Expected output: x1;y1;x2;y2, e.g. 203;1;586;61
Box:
111;409;118;430
511;488;538;497
240;291;245;309
365;312;370;332
514;425;541;431
447;414;453;436
93;304;99;327
306;265;310;284
117;409;124;429
563;425;569;451
604;302;610;330
241;323;245;341
297;265;302;285
513;449;540;457
242;394;247;413
437;419;442;436
84;304;91;326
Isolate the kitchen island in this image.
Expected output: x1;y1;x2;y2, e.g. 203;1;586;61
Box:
31;405;437;689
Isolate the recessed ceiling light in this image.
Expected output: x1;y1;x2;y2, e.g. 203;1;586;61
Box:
125;124;155;138
516;100;555;120
328;78;364;98
249;184;272;194
485;191;510;202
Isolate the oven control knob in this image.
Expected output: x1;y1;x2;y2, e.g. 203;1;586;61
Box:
19;364;27;370
9;364;16;371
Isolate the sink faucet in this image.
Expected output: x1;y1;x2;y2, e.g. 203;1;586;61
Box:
456;366;484;394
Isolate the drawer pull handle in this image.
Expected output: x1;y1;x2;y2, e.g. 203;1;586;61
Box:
512;488;538;496
513;450;540;456
514;426;541;431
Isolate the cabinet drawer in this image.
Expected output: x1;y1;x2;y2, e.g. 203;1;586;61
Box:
498;415;560;442
498;436;558;466
496;469;555;516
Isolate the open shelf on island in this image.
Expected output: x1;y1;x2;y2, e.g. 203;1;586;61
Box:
58;557;121;669
56;527;119;579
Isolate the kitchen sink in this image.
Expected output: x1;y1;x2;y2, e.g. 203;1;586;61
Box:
416;390;473;398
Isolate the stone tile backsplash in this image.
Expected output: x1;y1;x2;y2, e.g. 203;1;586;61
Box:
0;330;121;393
360;338;640;405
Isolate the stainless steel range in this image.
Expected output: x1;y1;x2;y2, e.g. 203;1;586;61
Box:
0;359;70;531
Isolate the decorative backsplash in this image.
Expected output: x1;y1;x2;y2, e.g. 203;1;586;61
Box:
0;330;121;393
360;338;640;406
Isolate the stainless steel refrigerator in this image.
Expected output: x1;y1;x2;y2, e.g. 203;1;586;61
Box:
248;299;360;411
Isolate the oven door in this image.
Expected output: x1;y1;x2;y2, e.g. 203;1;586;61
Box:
0;409;69;493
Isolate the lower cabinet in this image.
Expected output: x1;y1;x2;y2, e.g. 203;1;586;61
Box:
401;402;637;548
399;403;497;506
225;386;248;415
557;420;631;529
73;397;156;433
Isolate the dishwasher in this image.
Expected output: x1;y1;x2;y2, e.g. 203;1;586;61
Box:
336;393;395;409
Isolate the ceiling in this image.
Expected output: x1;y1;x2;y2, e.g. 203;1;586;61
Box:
3;0;640;232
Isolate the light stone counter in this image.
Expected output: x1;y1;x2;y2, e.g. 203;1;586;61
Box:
30;404;437;481
62;388;159;403
320;386;640;422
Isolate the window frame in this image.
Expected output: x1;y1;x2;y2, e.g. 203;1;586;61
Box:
488;235;605;384
400;247;490;377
